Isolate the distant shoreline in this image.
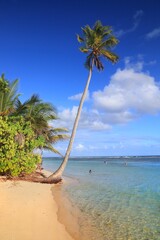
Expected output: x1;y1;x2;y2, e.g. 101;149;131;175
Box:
43;155;160;160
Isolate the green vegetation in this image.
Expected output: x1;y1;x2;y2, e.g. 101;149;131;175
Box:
13;94;68;156
0;116;44;176
0;75;68;178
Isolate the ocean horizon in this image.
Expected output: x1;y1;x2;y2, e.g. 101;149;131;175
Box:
43;155;160;160
43;156;160;240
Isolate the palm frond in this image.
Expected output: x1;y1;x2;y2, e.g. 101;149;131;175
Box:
49;127;68;133
79;47;89;53
93;57;104;71
48;134;70;143
43;143;63;157
13;99;28;116
0;77;20;115
82;25;93;38
76;34;84;43
84;53;93;69
23;94;41;107
100;36;119;48
101;49;119;63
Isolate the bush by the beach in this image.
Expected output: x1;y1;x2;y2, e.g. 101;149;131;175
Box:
0;116;44;177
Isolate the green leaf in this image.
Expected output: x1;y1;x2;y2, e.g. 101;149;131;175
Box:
79;47;89;53
76;34;84;43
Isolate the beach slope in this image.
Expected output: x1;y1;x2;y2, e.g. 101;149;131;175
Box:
0;179;74;240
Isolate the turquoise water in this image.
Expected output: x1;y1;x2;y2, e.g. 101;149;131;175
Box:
43;157;160;240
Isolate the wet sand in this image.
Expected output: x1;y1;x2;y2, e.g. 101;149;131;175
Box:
52;177;93;240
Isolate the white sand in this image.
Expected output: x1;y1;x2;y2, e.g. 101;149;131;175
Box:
0;179;74;240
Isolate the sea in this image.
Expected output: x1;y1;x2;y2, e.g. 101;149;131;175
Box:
43;156;160;240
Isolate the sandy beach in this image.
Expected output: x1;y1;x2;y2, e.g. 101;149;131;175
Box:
0;176;74;240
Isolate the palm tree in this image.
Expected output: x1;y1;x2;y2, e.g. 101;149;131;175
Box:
43;20;119;183
14;94;69;157
0;74;19;116
14;94;57;134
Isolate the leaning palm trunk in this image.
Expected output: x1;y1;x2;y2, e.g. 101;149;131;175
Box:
30;65;93;184
30;21;119;184
44;64;93;183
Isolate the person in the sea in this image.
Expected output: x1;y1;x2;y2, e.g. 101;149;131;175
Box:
89;169;92;174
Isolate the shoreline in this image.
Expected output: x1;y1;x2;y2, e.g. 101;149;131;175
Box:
53;175;94;240
0;171;75;240
52;177;82;240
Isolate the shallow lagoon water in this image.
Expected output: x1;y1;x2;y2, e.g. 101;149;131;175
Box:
43;157;160;240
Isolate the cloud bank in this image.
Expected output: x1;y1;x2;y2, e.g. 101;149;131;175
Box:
93;67;160;115
56;61;160;133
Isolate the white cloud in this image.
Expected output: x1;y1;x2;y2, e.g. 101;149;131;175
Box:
115;10;143;37
124;56;144;71
78;109;111;130
132;10;144;30
68;91;90;101
52;106;78;131
124;56;157;69
54;60;160;134
100;111;135;124
74;143;85;151
93;65;160;115
133;10;143;20
56;106;111;131
146;27;160;39
57;106;78;127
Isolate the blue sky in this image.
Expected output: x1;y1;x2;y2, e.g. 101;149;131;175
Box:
0;0;160;156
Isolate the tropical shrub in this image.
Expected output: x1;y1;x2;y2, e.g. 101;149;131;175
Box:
0;74;69;173
0;116;45;177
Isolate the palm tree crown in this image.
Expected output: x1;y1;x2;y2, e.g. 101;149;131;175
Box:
14;94;57;136
77;20;119;70
43;21;119;183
